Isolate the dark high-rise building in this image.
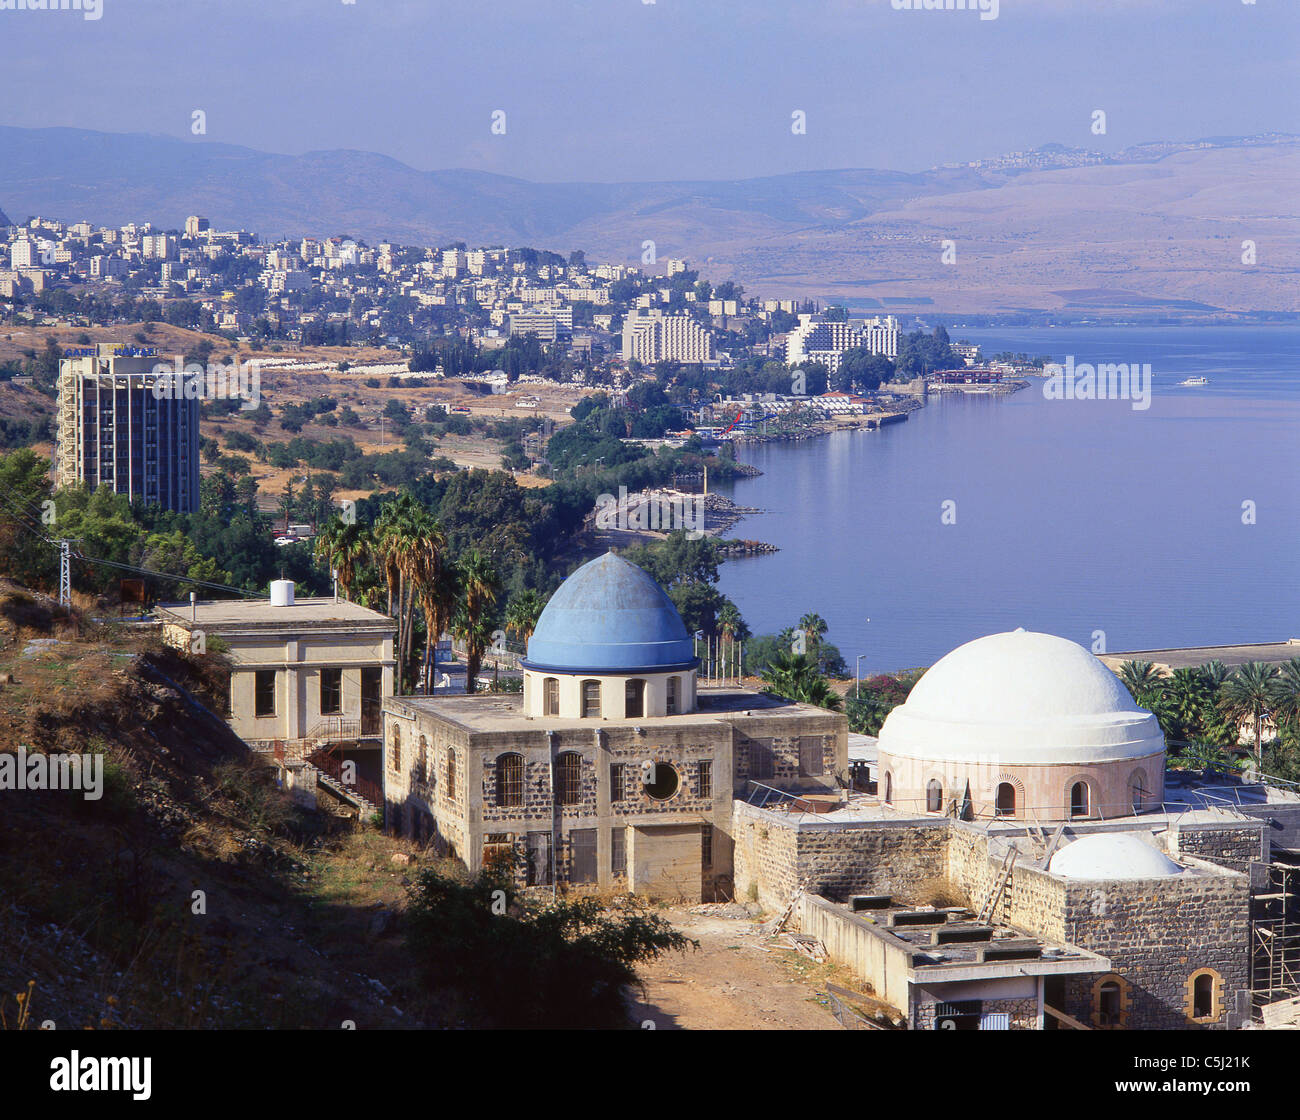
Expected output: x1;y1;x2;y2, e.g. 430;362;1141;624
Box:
56;344;200;513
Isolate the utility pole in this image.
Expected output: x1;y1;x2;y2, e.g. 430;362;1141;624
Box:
58;539;71;609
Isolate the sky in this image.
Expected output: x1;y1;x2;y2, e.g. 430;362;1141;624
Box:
0;0;1296;182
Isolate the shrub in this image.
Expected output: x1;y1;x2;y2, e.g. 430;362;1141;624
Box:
404;866;694;1028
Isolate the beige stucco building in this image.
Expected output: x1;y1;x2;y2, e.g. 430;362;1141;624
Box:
157;580;396;748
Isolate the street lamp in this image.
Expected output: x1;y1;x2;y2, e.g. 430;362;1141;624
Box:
855;619;870;698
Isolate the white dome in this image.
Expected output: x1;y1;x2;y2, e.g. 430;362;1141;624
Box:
878;629;1163;765
1049;833;1184;880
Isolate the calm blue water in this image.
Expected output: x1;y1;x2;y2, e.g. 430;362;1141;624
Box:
715;326;1300;675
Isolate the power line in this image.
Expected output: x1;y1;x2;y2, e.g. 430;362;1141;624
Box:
0;493;257;599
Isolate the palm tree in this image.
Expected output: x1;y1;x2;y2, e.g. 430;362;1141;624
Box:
373;493;425;690
799;612;828;657
1118;660;1165;705
313;516;369;600
1274;658;1300;736
405;511;449;694
504;589;546;650
1164;667;1212;743
454;550;501;693
1218;661;1282;762
760;651;842;712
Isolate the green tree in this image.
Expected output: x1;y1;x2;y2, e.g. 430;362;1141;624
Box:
404;864;693;1028
454;550;501;693
1219;661;1282;762
760;651;842;712
0;448;55;588
505;589;546;648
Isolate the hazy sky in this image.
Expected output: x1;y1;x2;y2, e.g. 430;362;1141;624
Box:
2;0;1296;182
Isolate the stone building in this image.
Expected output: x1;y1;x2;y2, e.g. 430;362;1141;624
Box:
383;552;845;901
734;628;1293;1030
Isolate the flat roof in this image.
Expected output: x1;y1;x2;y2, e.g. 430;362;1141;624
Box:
388;685;840;735
1099;640;1300;671
812;896;1110;981
155;597;395;630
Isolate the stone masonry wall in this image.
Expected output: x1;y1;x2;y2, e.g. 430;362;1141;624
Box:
732;802;800;912
1060;871;1250;1030
731;802;948;913
946;826;1067;942
1172;823;1264;871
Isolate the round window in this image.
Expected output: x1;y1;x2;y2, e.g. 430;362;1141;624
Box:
644;762;680;801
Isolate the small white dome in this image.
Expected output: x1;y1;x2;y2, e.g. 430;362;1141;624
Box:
879;629;1163;765
1049;833;1184;880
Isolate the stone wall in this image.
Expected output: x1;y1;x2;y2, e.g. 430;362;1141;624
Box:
731;802;947;913
1171;822;1264;870
733;802;800;912
1059;869;1250;1030
912;995;1038;1031
946;826;1067;942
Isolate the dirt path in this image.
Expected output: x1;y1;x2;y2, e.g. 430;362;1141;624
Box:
627;907;844;1030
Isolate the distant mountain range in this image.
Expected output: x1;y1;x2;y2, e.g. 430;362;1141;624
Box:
2;125;1296;314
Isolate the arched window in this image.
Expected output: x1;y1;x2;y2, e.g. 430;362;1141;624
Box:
543;677;559;717
445;748;456;801
418;734;429;783
926;779;943;814
1131;773;1148;813
581;680;601;719
665;675;680;715
556;751;582;804
995;782;1016;818
883;772;893;804
1070;781;1089;818
496;753;524;807
1193;973;1213;1019
1187;969;1222;1022
625;678;645;719
1098;981;1121;1026
390;724;401;772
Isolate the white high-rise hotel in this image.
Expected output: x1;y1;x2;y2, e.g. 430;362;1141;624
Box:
621;310;714;364
785;314;900;371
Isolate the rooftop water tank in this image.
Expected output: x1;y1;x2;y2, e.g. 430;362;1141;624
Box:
270;579;295;607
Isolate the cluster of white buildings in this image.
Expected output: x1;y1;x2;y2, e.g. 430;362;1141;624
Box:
0;211;902;381
621;308;716;364
784;313;901;371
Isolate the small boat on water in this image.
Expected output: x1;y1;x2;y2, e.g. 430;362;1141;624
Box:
1179;376;1209;386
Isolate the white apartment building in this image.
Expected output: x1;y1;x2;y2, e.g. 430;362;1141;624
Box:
9;239;36;270
509;306;574;341
622;310;714;364
785;314;900;370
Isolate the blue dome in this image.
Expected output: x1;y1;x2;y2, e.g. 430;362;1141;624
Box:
523;552;698;673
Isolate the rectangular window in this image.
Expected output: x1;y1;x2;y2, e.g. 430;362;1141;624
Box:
320;668;343;715
610;762;624;802
665;675;679;715
525;831;552;887
581;680;601;719
798;735;824;777
254;670;276;718
543;677;559;716
698;760;713;799
570;828;597;884
749;737;774;780
611;827;626;877
702;823;713;869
